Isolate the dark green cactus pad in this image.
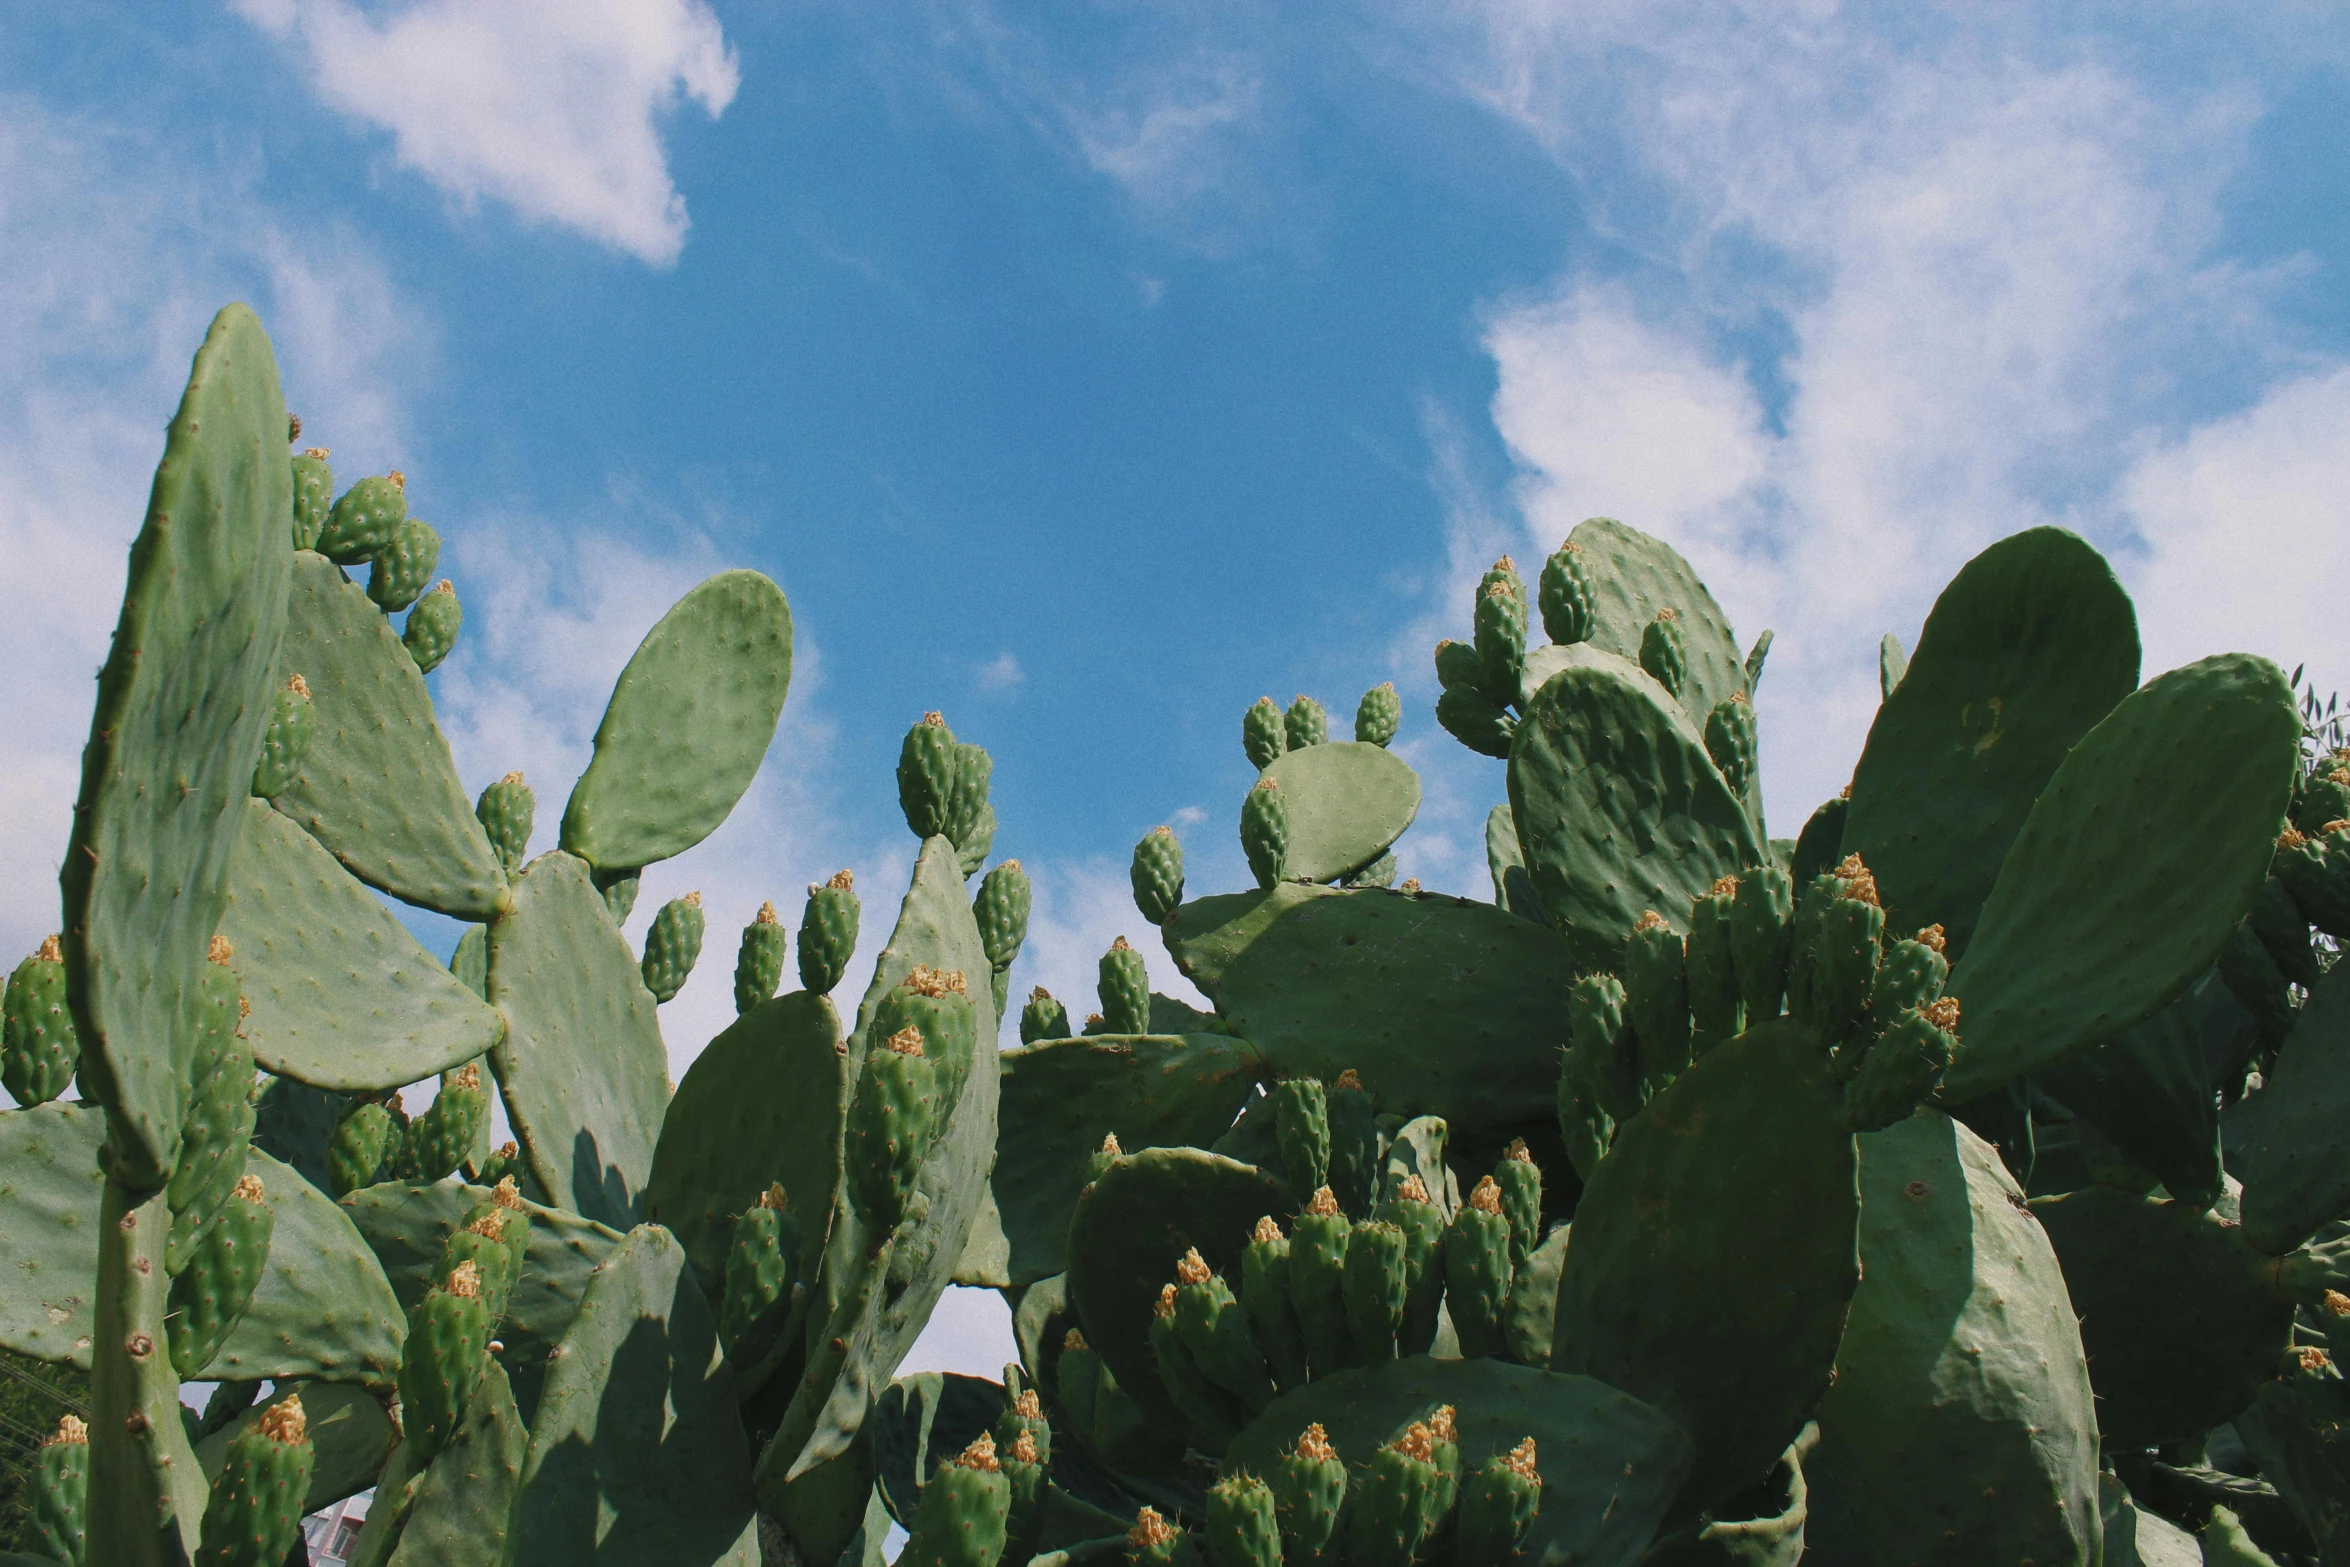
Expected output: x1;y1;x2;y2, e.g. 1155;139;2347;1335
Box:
1509;661;1766;970
646;989;844;1303
1255;741;1421;885
511;1225;759;1566
195;1381;395;1520
273;551;508;920
1842;528;2139;962
1552;1018;1860;1513
559;570;793;873
1938;654;2301;1102
988;1032;1265;1287
0;1103;108;1366
369;1357;528;1567
2238;962;2350;1253
1500;1223;1567;1368
1065;1148;1286;1434
1482;803;1545;923
872;1372;1006;1526
1224;1355;1694;1567
61;304;293;1188
2029;1185;2292;1448
1186;883;1576;1132
1788;794;1846;889
221;800;501;1092
1436;684;1515;757
487;851;671;1227
1557;517;1747;720
2039;983;2222;1213
1806;1112;2098;1567
199;1149;405;1388
2233;1373;2350;1563
252;1074;343;1193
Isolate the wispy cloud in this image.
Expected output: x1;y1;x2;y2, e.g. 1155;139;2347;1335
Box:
233;0;738;266
974;651;1025;695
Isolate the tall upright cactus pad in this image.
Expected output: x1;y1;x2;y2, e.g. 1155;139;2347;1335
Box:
1509;661;1766;970
356;1358;526;1567
510;1226;759;1566
1553;1019;1860;1512
2239;962;2350;1253
221;799;501;1092
1939;654;2301;1100
272;551;509;921
61;303;293;1189
1808;1112;2100;1567
1843;528;2140;961
559;570;794;873
1255;742;1422;885
2039;984;2223;1213
487;852;672;1227
1557;517;1747;721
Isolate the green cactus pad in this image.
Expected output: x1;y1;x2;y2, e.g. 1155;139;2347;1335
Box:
2232;1375;2350;1563
195;1381;396;1520
1842;528;2140;961
2030;1185;2292;1448
1254;741;1421;885
250;1075;341;1193
2039;984;2222;1213
872;1372;1019;1527
510;1225;759;1566
198;1149;405;1388
367;1357;527;1567
273;551;509;920
1509;660;1766;969
558;570;793;872
1224;1355;1694;1567
487;851;671;1227
1938;653;2301;1101
646;989;844;1305
990;1032;1265;1287
0;1103;108;1366
2237;962;2350;1252
61;304;293;1189
1183;884;1576;1131
1552;1018;1860;1513
1483;803;1544;923
1557;517;1747;720
250;674;316;801
1065;1148;1287;1435
1807;1111;2098;1567
221;800;501;1091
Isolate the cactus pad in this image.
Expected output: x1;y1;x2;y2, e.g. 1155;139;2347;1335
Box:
1255;741;1421;886
0;1103;108;1366
1557;517;1747;720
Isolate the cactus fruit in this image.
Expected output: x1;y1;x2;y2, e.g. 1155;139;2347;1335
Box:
1286;695;1330;750
1840;999;1959;1133
798;869;860;995
1355;683;1401;747
195;1394;314;1567
1205;1471;1283;1567
2296;764;2350;836
597;866;642;923
1132;826;1187;924
1100;936;1151;1035
720;1183;800;1362
3;934;80;1107
1492;1140;1543;1268
1243;1216;1309;1391
1704;691;1757;798
1433;639;1485;695
1349;1422;1448;1567
398;1260;491;1457
1729;862;1795;1023
367;514;442;612
1058;1329;1104;1438
1639;607;1686;699
1375;1174;1448;1356
1474;579;1528;702
1425;1406;1462;1534
735;901;788;1014
317;470;405;563
403;578;461;672
1242;777;1290;889
290;446;333;550
442;1203;525;1324
405;1063;487;1182
250;674;316;799
1867;925;1949;1028
640;891;706;1003
474;770;534;874
1244;697;1289;770
945;740;995;857
1171;1249;1277;1411
1799;856;1886;1040
1626;911;1693;1086
1569;971;1641;1124
1272;1078;1332;1195
976;860;1033;971
999;1426;1046;1564
1127;1506;1200;1567
1290;1187;1354;1376
166;955;259;1272
876;965;978;1103
168;1173;274;1377
847;1026;939;1231
1326;1069;1380;1218
995;1385;1051;1464
1538;541;1596;646
1020;986;1072;1043
903;1433;1011;1567
1151;1284;1243;1444
1445;1178;1515;1359
326;1098;397;1197
29;1413;89;1566
1453;1438;1541;1567
1435;685;1515;759
899;712;961;839
1271;1424;1348;1566
1685;877;1743;1052
474;1139;525;1188
2247;875;2322;990
2275;824;2350;938
1342;1219;1408;1365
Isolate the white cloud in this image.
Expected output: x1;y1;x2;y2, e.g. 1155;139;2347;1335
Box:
1000;857;1212;1039
974;651;1025;694
235;0;738;266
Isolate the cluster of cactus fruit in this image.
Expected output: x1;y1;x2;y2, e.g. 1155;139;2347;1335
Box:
11;302;2350;1567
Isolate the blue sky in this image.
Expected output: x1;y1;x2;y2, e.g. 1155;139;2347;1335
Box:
4;0;2348;1373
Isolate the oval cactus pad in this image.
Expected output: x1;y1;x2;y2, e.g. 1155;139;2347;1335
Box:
1256;742;1421;884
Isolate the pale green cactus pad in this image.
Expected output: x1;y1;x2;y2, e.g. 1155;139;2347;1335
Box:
197;1149;405;1388
1255;741;1420;884
0;1103;107;1365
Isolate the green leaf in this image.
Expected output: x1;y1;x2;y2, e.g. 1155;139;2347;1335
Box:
1255;741;1420;883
